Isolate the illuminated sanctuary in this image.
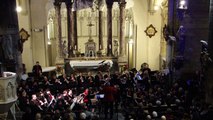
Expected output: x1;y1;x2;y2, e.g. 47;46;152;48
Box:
0;0;213;119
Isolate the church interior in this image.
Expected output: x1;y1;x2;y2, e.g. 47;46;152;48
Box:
0;0;213;119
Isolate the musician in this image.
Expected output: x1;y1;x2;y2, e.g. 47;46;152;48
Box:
71;92;86;119
70;73;77;88
18;90;30;112
38;92;48;110
45;90;56;109
55;96;66;112
94;71;102;90
67;89;73;97
30;94;43;115
63;90;72;105
82;88;90;107
32;61;42;79
85;72;94;88
77;72;86;89
43;76;51;88
62;74;70;89
53;75;63;93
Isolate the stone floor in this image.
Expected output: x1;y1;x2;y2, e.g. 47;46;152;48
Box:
99;113;125;120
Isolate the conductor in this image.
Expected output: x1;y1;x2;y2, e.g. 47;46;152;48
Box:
32;61;42;79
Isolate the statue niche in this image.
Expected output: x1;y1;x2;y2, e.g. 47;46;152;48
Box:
85;38;96;57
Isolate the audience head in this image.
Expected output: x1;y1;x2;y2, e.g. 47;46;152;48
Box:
32;94;37;100
161;115;166;120
156;100;162;106
152;111;158;118
146;115;151;119
35;113;42;120
80;112;87;119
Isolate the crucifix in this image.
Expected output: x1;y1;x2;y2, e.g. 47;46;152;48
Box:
87;21;94;40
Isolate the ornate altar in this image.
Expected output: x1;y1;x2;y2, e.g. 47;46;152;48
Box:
85;38;96;57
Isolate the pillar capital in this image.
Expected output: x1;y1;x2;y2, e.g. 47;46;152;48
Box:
65;0;73;8
119;1;126;8
54;1;62;7
106;0;114;9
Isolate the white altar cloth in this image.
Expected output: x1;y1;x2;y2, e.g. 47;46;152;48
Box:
42;66;56;72
69;60;113;68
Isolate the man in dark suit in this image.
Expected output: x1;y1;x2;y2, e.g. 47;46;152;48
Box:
32;61;42;79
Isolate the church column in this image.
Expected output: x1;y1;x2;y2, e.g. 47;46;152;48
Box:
106;0;113;56
0;0;20;118
0;0;22;75
54;1;63;58
99;9;103;51
119;0;126;57
65;0;74;57
73;10;78;51
206;0;213;104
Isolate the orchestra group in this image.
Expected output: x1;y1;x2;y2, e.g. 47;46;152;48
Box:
17;64;210;120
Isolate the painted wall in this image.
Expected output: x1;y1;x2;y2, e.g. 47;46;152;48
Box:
30;0;48;68
18;0;49;72
132;0;148;70
132;0;162;71
17;0;33;72
147;10;162;70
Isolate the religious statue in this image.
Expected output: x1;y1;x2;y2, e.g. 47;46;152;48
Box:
176;25;186;56
200;40;212;73
163;25;176;69
113;40;119;57
62;40;68;58
0;35;14;61
73;0;93;10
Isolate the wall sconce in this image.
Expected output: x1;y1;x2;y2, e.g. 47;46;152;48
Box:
47;40;51;45
16;0;28;15
16;6;22;13
177;0;188;10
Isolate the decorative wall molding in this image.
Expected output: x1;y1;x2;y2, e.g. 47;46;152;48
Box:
144;24;157;38
0;85;4;101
